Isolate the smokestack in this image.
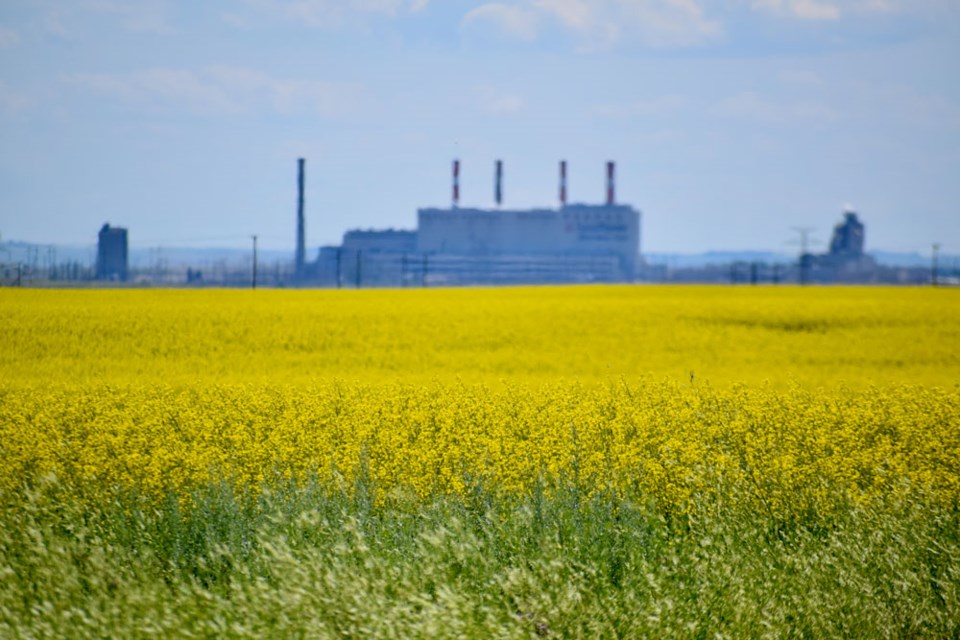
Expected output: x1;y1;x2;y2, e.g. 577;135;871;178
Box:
559;160;567;207
606;161;615;206
452;159;460;208
295;158;305;279
495;159;503;207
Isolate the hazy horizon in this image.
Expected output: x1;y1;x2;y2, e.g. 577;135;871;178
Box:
1;1;958;254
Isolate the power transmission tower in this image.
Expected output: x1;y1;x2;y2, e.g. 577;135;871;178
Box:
790;227;817;285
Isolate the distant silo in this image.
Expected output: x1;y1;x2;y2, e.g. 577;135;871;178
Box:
829;210;865;258
96;223;128;281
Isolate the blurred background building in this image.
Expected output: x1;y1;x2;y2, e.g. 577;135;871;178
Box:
311;160;642;287
96;224;128;282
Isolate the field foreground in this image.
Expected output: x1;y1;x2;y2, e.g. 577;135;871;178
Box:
1;286;959;637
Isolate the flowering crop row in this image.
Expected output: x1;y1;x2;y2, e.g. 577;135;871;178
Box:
3;381;957;518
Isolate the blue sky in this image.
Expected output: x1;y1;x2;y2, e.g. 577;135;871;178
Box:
1;0;958;254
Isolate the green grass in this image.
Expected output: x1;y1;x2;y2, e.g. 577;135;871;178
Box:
2;476;958;639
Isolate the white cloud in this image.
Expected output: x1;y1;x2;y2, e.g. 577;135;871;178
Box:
237;0;427;28
463;0;721;49
533;0;593;31
748;0;928;20
533;0;618;48
752;0;840;20
617;0;723;48
223;0;956;43
62;67;365;118
461;4;541;41
843;0;953;13
0;26;19;47
791;0;841;20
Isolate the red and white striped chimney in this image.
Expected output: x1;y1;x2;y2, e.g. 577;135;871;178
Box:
452;159;460;208
606;161;615;205
559;160;567;207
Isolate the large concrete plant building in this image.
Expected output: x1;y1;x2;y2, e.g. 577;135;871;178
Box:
417;203;639;279
312;160;642;286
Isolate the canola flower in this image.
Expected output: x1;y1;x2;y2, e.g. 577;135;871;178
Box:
2;286;958;517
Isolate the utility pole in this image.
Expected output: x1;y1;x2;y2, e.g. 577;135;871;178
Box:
932;243;940;286
791;227;816;285
251;234;258;289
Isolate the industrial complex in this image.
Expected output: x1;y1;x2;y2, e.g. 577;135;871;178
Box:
800;210;877;283
4;157;945;288
301;159;642;287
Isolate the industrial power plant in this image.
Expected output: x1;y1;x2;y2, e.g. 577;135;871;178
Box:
4;157;946;288
296;159;642;287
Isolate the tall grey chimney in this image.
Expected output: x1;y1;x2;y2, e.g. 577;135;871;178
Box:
606;161;615;206
295;158;305;280
559;160;567;206
452;159;460;208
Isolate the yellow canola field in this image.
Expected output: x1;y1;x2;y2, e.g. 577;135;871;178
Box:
2;285;958;387
1;286;958;513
